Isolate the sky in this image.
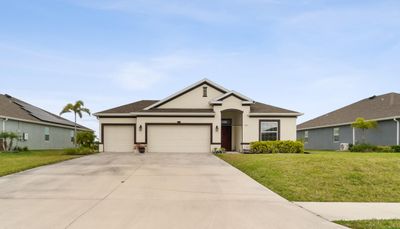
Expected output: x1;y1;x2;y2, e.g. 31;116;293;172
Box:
1;0;399;136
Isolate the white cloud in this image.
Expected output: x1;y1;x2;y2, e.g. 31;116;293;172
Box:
66;0;235;23
113;62;164;90
111;53;204;90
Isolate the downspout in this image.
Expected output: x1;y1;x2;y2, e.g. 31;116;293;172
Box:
2;118;7;132
394;118;400;145
352;127;355;145
1;118;7;151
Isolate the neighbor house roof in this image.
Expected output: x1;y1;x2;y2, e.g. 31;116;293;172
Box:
298;92;400;130
0;94;91;131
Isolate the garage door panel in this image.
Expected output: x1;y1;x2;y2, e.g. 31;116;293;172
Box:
103;125;135;152
147;125;210;153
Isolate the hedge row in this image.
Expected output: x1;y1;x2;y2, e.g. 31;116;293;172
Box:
250;141;304;154
350;144;400;153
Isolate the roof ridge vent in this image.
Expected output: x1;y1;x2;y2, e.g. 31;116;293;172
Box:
368;95;376;100
5;94;12;98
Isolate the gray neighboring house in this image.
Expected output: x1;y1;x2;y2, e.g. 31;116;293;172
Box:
297;93;400;150
0;94;91;150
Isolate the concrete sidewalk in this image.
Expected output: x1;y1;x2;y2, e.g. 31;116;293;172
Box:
295;202;400;221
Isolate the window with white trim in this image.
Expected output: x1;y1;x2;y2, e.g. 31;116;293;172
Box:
44;127;50;141
70;130;74;142
333;127;340;142
304;131;309;144
260;121;279;141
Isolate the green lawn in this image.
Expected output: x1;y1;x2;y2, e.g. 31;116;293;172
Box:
0;150;83;177
218;151;400;202
335;219;400;229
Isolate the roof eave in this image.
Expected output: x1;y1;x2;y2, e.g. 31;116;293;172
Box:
249;112;303;117
0;115;92;131
96;112;216;117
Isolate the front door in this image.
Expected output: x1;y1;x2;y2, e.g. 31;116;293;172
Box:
221;119;232;151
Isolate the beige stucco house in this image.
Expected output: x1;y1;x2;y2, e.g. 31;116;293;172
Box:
94;79;302;153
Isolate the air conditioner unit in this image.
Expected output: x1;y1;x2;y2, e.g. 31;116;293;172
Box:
340;143;349;151
23;133;29;141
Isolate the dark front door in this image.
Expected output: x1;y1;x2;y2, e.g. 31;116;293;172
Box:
221;119;232;151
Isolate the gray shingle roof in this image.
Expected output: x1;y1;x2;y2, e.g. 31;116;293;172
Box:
250;102;299;114
0;94;91;130
96;100;299;115
298;92;400;130
97;100;159;114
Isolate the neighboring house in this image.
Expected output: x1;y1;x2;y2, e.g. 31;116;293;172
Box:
95;79;302;153
0;94;91;150
297;93;400;150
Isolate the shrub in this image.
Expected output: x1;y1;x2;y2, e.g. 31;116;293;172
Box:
76;131;96;148
250;141;304;154
13;146;29;152
391;145;400;153
350;144;395;152
349;144;377;152
65;147;97;155
0;131;19;152
376;146;394;152
213;147;226;154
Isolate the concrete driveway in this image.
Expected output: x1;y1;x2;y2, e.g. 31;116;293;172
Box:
0;152;344;229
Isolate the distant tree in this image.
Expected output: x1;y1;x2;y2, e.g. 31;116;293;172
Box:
60;101;91;147
351;117;378;143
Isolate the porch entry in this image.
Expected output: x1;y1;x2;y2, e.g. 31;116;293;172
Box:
221;119;232;151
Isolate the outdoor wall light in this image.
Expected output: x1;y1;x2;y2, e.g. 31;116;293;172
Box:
139;125;142;131
216;125;219;132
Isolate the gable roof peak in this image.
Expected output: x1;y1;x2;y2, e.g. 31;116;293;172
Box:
143;78;229;110
210;90;254;105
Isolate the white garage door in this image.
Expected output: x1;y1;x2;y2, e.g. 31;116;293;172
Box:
147;125;210;153
103;125;135;152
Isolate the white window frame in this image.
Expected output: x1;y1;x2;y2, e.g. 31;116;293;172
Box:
70;130;74;142
333;127;340;143
44;127;50;141
304;131;309;144
259;120;280;141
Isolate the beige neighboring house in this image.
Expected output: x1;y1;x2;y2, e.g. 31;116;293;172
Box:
94;79;302;153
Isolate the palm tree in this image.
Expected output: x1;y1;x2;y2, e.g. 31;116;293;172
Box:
60;101;91;147
0;132;19;152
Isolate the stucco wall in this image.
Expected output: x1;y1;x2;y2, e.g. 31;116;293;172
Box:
98;95;298;152
1;118;75;150
246;117;297;142
159;84;224;109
